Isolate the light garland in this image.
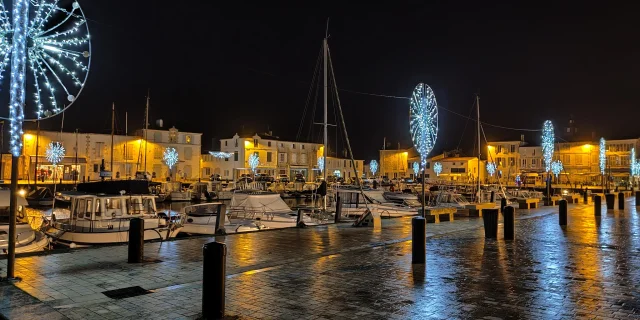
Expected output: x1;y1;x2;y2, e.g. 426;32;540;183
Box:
163;147;178;169
45;141;65;165
333;169;341;178
369;160;378;176
409;83;438;168
248;153;259;173
3;0;92;157
631;148;639;178
433;162;442;176
541;120;554;173
599;137;606;175
412;162;419;176
317;156;324;172
551;160;563;178
486;162;497;177
209;151;233;159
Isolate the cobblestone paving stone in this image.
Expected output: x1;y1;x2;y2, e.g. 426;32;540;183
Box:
1;198;640;319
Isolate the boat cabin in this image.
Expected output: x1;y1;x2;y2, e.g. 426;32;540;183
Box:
70;194;157;220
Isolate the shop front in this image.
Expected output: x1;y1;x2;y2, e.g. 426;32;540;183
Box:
29;156;87;182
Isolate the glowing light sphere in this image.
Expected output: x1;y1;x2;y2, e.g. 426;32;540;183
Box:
248;153;259;173
209;151;232;159
409;83;438;168
412;162;419;176
2;0;92;157
163;147;178;169
317;156;324;172
599;137;606;175
551;160;563;178
369;160;378;176
433;162;442;176
541;120;555;173
333;170;341;178
45;141;65;165
486;162;497;177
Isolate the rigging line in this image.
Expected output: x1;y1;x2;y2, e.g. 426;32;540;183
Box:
438;104;542;132
296;45;323;141
456;97;477;151
306;72;321;143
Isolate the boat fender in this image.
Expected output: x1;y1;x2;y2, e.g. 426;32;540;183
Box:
69;242;77;249
187;218;193;223
112;212;116;218
51;214;57;222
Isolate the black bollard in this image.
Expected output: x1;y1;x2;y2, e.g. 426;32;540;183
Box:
583;190;588;204
605;194;615;210
214;204;227;235
503;206;515;240
411;216;426;264
636;191;640;206
490;191;495;203
559;199;567;226
618;192;625;210
594;195;602;216
128;218;144;263
296;209;306;228
482;208;499;238
500;198;507;213
202;242;226;320
334;195;342;223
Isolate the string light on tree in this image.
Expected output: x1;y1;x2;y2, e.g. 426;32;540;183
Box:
369;160;378;176
409;83;438;168
412;162;419;176
599;137;606;175
248;153;259;173
45;142;65;165
433;162;442;176
163;147;178;169
317;156;324;173
551;160;563;178
541;120;555;173
2;0;92;157
486;162;497;177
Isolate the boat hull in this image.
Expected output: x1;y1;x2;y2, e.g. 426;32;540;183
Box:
45;227;182;245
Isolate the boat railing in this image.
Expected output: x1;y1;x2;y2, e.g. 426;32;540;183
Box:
51;215;168;233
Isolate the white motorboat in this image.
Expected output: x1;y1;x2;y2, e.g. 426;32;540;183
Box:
44;193;184;246
336;189;419;218
228;191;323;227
161;181;193;202
0;190;50;254
434;191;472;209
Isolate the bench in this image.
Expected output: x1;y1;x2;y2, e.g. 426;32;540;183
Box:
547;196;562;206
517;198;539;209
622;191;632;198
563;194;580;204
465;203;496;217
422;207;456;223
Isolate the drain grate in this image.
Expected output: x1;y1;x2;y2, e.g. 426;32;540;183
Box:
102;286;152;299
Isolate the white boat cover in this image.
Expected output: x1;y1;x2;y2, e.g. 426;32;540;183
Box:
230;193;292;213
0;190;28;208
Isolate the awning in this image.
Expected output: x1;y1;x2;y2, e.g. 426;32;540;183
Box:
30;156;87;165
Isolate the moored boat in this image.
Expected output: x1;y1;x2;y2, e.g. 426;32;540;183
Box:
0;190;50;254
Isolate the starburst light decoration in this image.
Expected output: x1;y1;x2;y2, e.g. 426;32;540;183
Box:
409;83;438;168
433;162;442;176
369;160;378;176
551;160;563;178
163;147;178;169
45;141;65;165
248;153;259;173
599;137;606;175
541;120;555;173
317;156;324;172
209;151;233;159
412;162;419;176
2;0;92;157
486;162;497;177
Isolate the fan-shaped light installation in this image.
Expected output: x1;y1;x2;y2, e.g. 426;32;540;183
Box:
209;151;232;159
551;160;563;178
248;153;259;173
163;147;178;169
486;162;497;177
317;156;324;173
45;142;65;165
433;162;442;176
369;160;378;176
412;162;419;176
541;120;554;173
599;137;606;175
409;83;438;168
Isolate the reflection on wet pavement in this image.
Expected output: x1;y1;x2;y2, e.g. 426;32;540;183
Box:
1;199;640;319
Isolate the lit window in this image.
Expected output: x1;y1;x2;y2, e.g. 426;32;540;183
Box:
186;135;192;144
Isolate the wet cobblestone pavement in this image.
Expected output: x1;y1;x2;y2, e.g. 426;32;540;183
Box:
1;198;640;319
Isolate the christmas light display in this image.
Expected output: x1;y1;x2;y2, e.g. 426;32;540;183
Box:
369;160;378;176
486;162;497;177
248;153;259;173
433;162;442;176
412;162;419;176
334;170;341;178
163;147;178;169
631;148;639;178
209;151;232;159
2;0;91;157
409;83;438;168
317;156;324;172
45;141;65;165
551;160;563;178
541;120;554;173
599;137;606;175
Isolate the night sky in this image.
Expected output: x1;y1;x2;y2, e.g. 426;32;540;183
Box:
18;2;640;161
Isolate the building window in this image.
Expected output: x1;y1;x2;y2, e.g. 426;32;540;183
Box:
154;132;162;142
93;164;99;172
532;159;537;165
279;153;286;163
95;142;104;158
154;147;162;159
343;160;346;167
234;151;238;162
268;141;271;147
267;152;272;162
302;144;305;150
509;158;515;166
451;168;466;173
575;155;582;165
281;143;284;147
185;148;192;160
521;159;526;166
254;139;258;146
186;135;192;144
235;139;238;147
225;141;228;147
510;145;515;153
497;146;503;153
168;128;178;143
293;144;296;149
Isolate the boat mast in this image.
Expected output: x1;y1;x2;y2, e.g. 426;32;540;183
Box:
322;34;328;210
34;120;40;189
75;128;78;187
144;92;149;173
111;103;114;180
125;111;128;177
476;94;481;203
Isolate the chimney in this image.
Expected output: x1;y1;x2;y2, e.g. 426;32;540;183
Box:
520;134;524;142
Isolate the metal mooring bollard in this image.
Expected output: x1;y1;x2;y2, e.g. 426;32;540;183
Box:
500;198;507;213
636;191;640;206
618;192;625;210
128;218;144;263
559;199;568;226
503;206;515;240
490;191;495;203
335;195;342;223
583;191;588;204
202;242;226;320
605;194;615;210
594;195;602;216
411;216;426;264
482;208;499;238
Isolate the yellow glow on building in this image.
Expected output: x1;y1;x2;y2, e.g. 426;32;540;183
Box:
582;144;592;152
244;140;252;148
24;134;35;141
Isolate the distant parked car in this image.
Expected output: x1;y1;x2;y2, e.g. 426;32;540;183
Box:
236;176;253;184
209;174;222;181
255;174;274;183
277;174;290;183
294;174;306;183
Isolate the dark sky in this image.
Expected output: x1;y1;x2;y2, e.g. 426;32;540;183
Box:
22;1;640;161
